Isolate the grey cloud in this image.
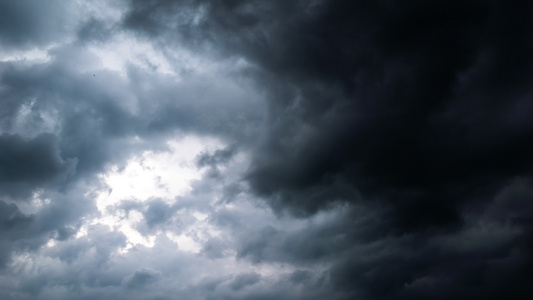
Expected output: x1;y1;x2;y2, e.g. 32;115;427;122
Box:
288;269;312;284
0;1;79;49
1;40;263;180
201;237;228;259
236;225;283;264
0;133;77;199
125;0;533;230
131;68;264;143
77;18;118;44
123;268;162;289
46;224;127;266
0;201;34;266
0;186;96;269
196;145;237;168
327;186;533;300
141;199;177;228
0;0;532;299
226;182;533;299
229;272;261;291
117;192;213;237
125;0;531;226
196;145;238;178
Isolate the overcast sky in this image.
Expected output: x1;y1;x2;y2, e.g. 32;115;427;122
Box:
0;0;532;299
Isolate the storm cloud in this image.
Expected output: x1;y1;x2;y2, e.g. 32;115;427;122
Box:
0;0;532;299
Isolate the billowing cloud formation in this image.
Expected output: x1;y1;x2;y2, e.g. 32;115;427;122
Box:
0;0;532;299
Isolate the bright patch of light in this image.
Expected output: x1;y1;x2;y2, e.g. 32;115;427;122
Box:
166;232;201;253
89;33;181;78
97;135;222;210
93;135;224;250
75;226;88;238
46;239;57;248
193;211;209;221
0;47;52;63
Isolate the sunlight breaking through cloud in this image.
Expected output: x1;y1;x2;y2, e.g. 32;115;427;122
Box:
92;135;224;249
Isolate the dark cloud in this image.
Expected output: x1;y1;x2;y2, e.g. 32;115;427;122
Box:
0;133;77;199
123;268;162;289
232;0;533;227
0;51;137;176
288;269;312;284
0;40;262;178
0;186;96;270
0;0;532;299
196;145;237;169
0;201;34;266
229;272;261;291
201;237;227;259
0;1;77;49
196;145;238;178
77;18;117;44
228;183;533;299
122;0;533;225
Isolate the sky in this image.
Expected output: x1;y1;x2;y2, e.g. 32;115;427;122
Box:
0;0;532;299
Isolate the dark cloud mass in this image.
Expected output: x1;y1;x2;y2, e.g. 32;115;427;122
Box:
0;0;532;299
0;133;77;198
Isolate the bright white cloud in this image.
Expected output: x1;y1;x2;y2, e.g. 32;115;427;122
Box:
92;135;224;249
88;32;206;80
0;47;52;63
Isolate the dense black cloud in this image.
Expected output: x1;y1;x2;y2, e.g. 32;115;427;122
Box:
232;0;533;225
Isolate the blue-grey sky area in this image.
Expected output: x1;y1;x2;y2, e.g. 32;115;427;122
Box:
1;1;532;299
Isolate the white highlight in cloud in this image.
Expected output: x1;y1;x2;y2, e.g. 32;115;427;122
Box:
0;47;52;63
92;135;224;250
89;33;182;78
166;232;201;253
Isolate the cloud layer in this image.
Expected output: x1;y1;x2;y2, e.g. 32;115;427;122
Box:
0;0;532;299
